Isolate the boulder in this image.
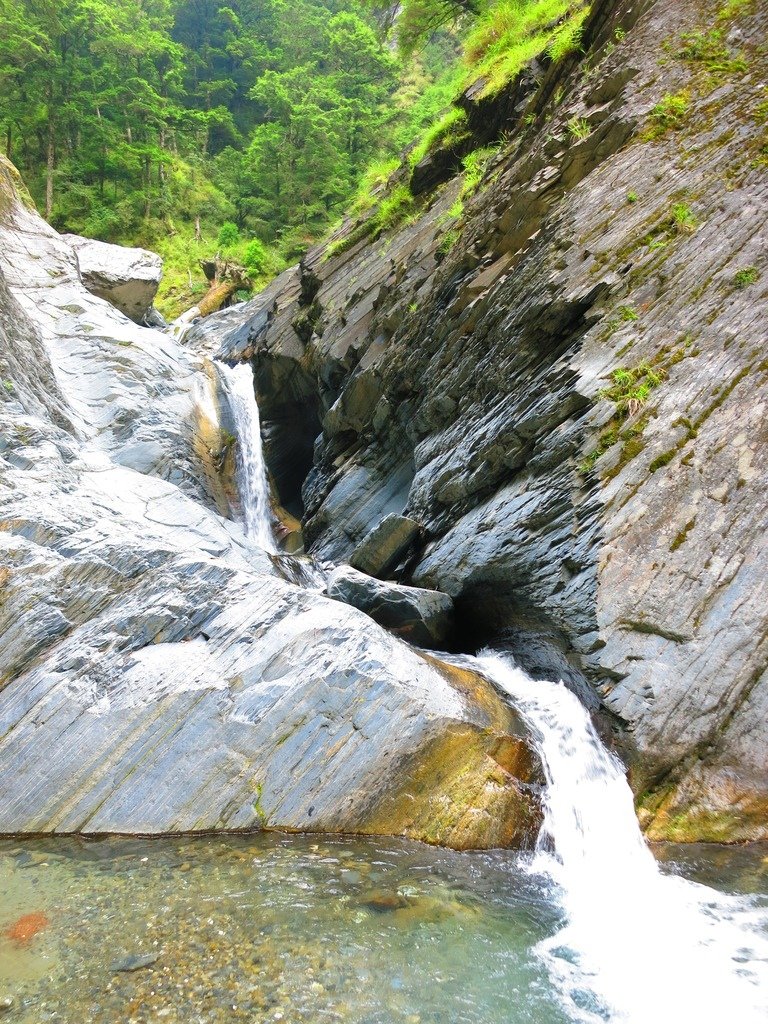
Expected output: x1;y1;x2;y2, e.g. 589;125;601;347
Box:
63;233;162;323
350;514;421;579
327;565;453;648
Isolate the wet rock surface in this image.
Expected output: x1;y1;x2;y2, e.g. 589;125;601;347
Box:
0;154;537;847
327;566;454;648
109;953;159;973
194;0;768;839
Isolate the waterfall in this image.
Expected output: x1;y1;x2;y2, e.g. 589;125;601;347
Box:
474;652;768;1024
217;362;276;552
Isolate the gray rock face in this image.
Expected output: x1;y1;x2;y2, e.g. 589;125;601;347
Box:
328;566;454;648
0;154;539;850
63;233;163;323
350;514;421;578
194;0;768;840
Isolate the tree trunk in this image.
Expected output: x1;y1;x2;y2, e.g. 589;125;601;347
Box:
45;118;55;221
198;281;237;317
144;155;151;219
158;124;166;186
195;215;202;242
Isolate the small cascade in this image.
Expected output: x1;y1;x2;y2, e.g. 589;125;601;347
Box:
473;651;768;1024
217;361;276;552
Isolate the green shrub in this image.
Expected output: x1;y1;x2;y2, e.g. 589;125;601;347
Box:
599;362;666;417
463;1;589;98
643;91;690;139
461;146;500;197
325;184;415;261
409;108;469;167
568;116;591;140
375;184;415;232
672;203;698;233
436;227;461;260
350;158;401;214
217;222;241;247
243;238;267;275
716;0;754;18
677;29;747;75
547;7;589;62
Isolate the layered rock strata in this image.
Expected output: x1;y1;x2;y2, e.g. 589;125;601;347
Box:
189;0;768;840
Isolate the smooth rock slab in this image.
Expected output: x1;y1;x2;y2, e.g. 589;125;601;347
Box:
327;565;454;648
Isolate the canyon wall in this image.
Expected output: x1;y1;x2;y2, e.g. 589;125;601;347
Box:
191;0;768;840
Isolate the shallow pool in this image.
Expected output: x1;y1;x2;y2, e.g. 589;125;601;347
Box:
0;835;766;1024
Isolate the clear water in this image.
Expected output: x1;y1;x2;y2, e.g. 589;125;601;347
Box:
2;663;767;1024
0;833;567;1024
0;834;766;1024
217;361;276;551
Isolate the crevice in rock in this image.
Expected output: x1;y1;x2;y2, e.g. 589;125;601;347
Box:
252;352;321;519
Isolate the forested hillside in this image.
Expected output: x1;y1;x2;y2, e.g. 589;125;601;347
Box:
0;0;459;314
0;0;589;316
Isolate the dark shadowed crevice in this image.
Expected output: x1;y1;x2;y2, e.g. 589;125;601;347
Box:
252;353;322;519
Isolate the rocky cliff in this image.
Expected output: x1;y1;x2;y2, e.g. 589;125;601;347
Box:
189;0;768;841
0;153;540;849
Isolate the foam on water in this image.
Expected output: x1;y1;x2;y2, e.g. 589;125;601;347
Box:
474;651;768;1024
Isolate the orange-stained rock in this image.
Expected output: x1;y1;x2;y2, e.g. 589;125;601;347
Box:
5;912;49;945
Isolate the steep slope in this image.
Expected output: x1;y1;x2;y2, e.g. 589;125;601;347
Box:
0;154;540;849
191;0;768;840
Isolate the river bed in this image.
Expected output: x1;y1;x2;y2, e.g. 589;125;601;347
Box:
1;834;766;1024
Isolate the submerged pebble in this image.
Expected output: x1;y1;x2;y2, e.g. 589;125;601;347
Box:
109;953;160;973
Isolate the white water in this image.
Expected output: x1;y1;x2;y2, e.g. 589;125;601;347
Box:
217;362;276;552
474;651;768;1024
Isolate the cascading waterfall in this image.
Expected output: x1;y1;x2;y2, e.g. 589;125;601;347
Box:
217;361;276;552
473;651;768;1024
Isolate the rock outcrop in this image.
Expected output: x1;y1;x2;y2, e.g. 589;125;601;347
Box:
327;565;454;648
350;514;421;578
189;0;768;841
64;233;163;324
0;153;540;849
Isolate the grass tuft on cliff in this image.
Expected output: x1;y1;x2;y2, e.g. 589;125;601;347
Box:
463;0;590;97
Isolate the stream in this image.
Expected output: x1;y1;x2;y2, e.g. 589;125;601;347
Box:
0;834;766;1024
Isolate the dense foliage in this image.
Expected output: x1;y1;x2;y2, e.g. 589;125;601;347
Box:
0;0;452;312
0;0;585;314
